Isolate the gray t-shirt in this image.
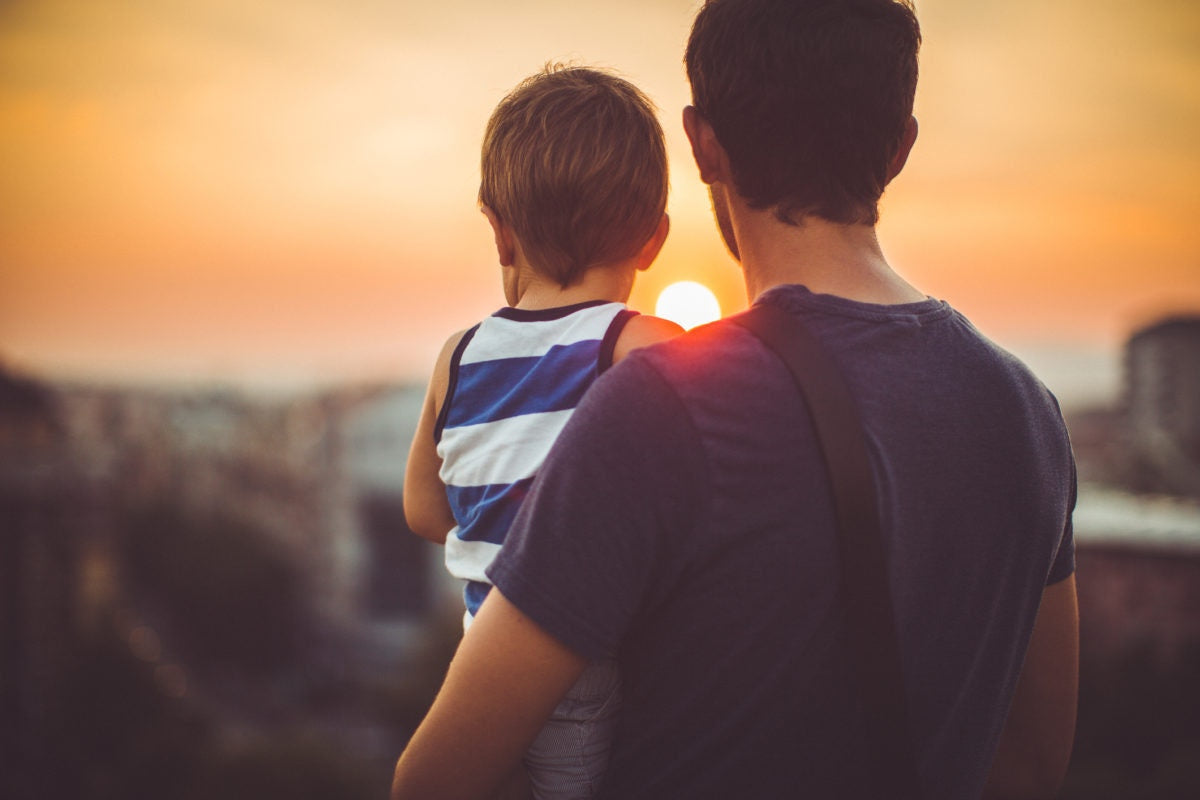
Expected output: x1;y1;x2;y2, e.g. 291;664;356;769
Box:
490;284;1076;800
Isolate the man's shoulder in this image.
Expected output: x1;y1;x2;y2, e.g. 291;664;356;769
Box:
590;318;794;454
615;316;766;384
943;316;1069;423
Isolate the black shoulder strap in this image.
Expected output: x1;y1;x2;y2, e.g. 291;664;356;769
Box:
432;323;480;445
598;308;639;374
732;303;921;799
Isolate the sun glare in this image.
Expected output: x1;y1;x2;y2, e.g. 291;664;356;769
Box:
655;281;722;330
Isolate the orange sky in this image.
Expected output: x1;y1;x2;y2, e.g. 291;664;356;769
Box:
1;0;1198;400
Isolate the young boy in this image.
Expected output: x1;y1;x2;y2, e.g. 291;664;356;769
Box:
402;66;682;799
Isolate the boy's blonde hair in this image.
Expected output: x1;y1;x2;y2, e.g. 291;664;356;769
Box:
479;65;668;286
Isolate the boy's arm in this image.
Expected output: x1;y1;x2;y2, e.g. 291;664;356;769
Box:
403;331;468;545
983;574;1079;799
612;314;685;363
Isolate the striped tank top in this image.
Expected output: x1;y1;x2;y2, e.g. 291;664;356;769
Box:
434;300;636;620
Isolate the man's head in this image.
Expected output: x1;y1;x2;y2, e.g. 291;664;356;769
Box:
479;66;668;287
685;0;921;227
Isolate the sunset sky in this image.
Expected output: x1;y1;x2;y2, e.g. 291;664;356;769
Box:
1;0;1197;404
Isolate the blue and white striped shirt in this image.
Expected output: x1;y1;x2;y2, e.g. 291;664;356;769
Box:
435;300;635;620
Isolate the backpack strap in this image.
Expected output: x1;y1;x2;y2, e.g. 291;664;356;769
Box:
732;302;921;799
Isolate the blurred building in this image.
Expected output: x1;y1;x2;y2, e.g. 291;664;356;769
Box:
48;380;446;637
318;384;457;687
1124;315;1200;497
1;366;455;795
0;368;100;799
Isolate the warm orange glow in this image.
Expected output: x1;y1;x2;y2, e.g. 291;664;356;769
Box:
655;281;722;330
0;0;1196;398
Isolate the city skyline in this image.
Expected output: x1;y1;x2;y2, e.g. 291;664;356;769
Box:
1;0;1197;402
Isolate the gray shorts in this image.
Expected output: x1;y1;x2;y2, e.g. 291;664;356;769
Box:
524;659;621;799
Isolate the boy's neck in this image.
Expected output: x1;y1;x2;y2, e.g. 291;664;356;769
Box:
505;259;636;310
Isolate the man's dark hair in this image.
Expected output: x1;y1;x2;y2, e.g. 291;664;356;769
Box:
685;0;921;226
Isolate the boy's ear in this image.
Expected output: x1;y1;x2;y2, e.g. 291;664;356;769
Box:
480;204;516;267
886;116;919;184
635;213;670;272
683;106;730;186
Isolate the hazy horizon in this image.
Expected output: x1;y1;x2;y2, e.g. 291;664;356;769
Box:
2;0;1198;397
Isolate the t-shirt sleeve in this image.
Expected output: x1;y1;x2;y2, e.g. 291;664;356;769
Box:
1046;454;1077;585
1046;519;1075;585
487;355;708;661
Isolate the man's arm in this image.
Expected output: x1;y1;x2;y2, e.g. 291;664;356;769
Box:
391;588;587;800
983;574;1079;799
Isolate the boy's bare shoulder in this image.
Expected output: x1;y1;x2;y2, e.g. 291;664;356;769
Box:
439;327;473;358
613;314;685;364
430;327;475;408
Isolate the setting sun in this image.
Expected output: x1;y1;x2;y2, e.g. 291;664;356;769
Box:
655;281;722;331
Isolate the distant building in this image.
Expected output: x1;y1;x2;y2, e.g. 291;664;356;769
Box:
330;384;461;680
0;368;456;790
1124;315;1200;496
338;384;445;622
0;368;98;800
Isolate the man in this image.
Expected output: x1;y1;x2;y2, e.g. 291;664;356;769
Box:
392;1;1078;798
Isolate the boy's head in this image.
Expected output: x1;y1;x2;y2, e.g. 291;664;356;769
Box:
479;66;668;287
685;0;921;226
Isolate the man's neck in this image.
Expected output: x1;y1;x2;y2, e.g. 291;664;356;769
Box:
732;202;925;306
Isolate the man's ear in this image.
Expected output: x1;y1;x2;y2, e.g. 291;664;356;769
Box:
683;105;730;186
886;116;919;183
634;213;670;272
480;204;516;267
